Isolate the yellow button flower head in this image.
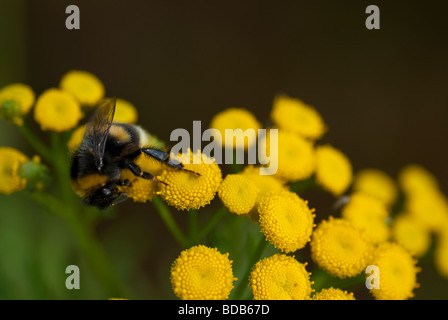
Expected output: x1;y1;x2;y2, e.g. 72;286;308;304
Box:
312;287;356;300
270;94;326;140
113;98;138;124
0;83;35;125
405;189;448;233
315;144;352;196
218;174;259;215
310;217;372;278
258;190;315;253
158;150;222;210
0;147;28;194
34;88;83;132
249;253;312;300
392;213;431;258
170;245;237;300
238;165;287;220
259;130;315;182
67;125;87;153
398;164;439;196
209;108;261;149
435;228;448;278
369;242;419;300
341;192;390;244
239;165;286;205
353;168;398;206
60;70;105;107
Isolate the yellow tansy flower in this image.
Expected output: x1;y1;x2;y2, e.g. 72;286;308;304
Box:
315;144;352;196
249;253;312;300
270;94;326;140
353;168;398;206
405;189;448;233
34;88;83;132
0;83;35;125
258;190;315;253
310;217;372;278
341;192;390;244
238;165;287;220
60;70;105;107
158;150;222;210
209;108;261;149
369;242;419;300
0;147;29;194
170;245;237;300
398;164;439;196
312;287;355;300
435;230;448;278
67;125;86;153
239;165;286;205
218;174;259;215
259;130;315;182
392;213;431;258
114;98;138;123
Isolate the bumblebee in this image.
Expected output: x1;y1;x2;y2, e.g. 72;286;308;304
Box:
70;97;192;209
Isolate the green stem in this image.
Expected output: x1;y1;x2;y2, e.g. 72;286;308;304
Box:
47;132;127;297
310;267;365;293
65;212;127;297
194;206;228;243
289;175;317;194
151;196;187;248
19;121;52;162
232;234;267;300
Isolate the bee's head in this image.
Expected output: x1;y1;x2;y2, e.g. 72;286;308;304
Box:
85;182;121;209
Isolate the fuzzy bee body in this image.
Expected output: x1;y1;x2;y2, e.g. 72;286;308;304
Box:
69;98;187;209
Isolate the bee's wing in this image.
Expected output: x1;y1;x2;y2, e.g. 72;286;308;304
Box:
85;97;116;170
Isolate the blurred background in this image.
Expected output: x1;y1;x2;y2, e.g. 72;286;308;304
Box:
0;0;447;299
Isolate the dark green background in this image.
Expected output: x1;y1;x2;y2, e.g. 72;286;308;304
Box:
0;0;447;299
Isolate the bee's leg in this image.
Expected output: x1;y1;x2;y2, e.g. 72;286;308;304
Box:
141;148;200;176
125;160;167;185
117;179;132;187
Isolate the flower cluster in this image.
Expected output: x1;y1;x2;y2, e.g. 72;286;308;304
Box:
2;72;447;300
166;94;448;301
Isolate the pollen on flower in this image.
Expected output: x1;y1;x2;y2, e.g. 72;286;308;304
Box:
218;174;259;215
310;217;372;278
60;70;105;107
0;83;35;125
315;144;352;196
258;190;314;253
209;108;261;149
170;245;237;300
341;192;390;244
0;147;29;194
392;213;431;258
258;130;315;182
353;168;398;206
158;150;222;210
249;253;312;300
312;287;356;300
34;88;83;132
270;94;327;140
369;242;419;300
113;98;138;124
